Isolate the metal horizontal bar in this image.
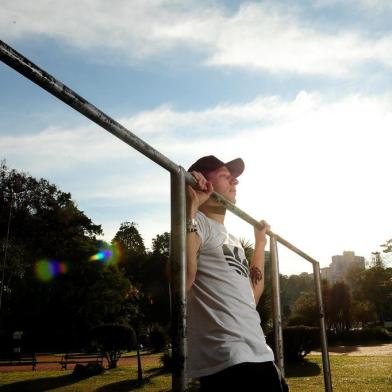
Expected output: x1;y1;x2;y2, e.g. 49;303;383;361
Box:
1;39;317;265
274;234;318;265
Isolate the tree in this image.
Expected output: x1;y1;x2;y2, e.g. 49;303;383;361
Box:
113;222;146;256
113;222;146;282
289;291;318;326
357;252;392;323
122;284;152;382
351;300;377;326
0;162;133;351
141;232;171;325
280;272;314;321
381;238;392;254
327;281;352;334
151;232;170;258
90;324;136;368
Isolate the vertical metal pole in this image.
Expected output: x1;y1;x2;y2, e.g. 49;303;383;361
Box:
270;235;285;376
170;167;187;392
313;262;333;392
0;191;14;318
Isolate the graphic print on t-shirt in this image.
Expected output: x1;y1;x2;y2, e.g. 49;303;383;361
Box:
222;244;249;277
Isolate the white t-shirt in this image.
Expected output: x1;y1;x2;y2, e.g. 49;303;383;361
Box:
187;211;274;378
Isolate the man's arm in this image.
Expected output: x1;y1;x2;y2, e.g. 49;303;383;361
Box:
185;173;213;290
186;212;201;291
166;171;213;291
249;221;270;305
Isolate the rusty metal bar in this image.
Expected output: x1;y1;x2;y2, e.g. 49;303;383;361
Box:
170;167;187;391
313;262;333;392
270;235;284;376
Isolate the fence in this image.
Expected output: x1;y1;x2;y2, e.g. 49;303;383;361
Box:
0;40;332;392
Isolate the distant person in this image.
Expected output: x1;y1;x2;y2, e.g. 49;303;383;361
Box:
186;155;288;391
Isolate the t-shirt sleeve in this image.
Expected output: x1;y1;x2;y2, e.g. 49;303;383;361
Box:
195;211;210;246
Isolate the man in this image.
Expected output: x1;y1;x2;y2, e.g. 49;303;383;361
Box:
186;155;288;391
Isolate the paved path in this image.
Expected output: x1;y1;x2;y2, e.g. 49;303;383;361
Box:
0;353;161;372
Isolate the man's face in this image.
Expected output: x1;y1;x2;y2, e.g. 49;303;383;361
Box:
206;166;239;203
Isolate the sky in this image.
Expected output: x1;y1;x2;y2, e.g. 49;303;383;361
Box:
1;0;391;275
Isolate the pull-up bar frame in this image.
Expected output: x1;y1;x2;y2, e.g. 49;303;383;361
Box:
0;40;332;392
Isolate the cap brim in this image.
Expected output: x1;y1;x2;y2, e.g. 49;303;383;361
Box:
225;158;244;177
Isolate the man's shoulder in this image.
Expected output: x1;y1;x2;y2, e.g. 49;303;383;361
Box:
195;210;206;220
195;210;209;229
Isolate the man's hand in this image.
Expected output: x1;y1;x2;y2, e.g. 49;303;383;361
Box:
187;171;214;215
254;220;270;246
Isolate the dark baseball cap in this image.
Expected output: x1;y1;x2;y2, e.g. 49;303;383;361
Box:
188;155;245;178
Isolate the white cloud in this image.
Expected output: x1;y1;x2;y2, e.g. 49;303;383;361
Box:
0;0;218;56
207;3;392;76
314;0;392;12
2;0;392;76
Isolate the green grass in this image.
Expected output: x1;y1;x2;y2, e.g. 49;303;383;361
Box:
0;364;172;391
0;355;391;391
287;355;392;392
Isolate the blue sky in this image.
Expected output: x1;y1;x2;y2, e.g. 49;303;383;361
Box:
1;0;392;274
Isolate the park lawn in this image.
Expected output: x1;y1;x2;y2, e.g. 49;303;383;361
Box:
287;355;391;392
0;355;391;391
0;365;172;391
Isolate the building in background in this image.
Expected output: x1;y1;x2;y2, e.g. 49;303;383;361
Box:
321;251;365;283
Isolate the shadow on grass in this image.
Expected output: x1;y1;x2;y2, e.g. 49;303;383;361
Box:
145;366;169;376
285;360;321;378
0;374;87;392
96;367;168;392
328;345;359;353
96;378;151;392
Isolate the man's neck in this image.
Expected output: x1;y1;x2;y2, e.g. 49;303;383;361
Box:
199;204;226;224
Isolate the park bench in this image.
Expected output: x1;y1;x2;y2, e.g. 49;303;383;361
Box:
59;353;104;370
0;353;37;370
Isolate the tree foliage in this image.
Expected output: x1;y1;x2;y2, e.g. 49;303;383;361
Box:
289;291;318;327
113;221;146;256
113;221;147;283
356;253;392;323
280;272;314;321
0;163;132;351
325;281;352;334
152;232;170;258
90;324;136;368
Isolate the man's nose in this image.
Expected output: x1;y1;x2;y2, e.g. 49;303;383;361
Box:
231;177;239;185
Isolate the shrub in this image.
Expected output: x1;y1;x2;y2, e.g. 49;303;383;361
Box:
267;326;320;363
72;363;105;377
329;326;391;345
159;348;173;371
148;324;168;352
90;324;136;368
0;333;12;355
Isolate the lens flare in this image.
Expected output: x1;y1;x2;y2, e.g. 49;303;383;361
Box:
90;250;112;262
34;259;68;282
110;241;123;265
90;241;123;266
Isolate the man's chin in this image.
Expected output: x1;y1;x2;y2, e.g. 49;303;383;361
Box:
228;195;236;203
